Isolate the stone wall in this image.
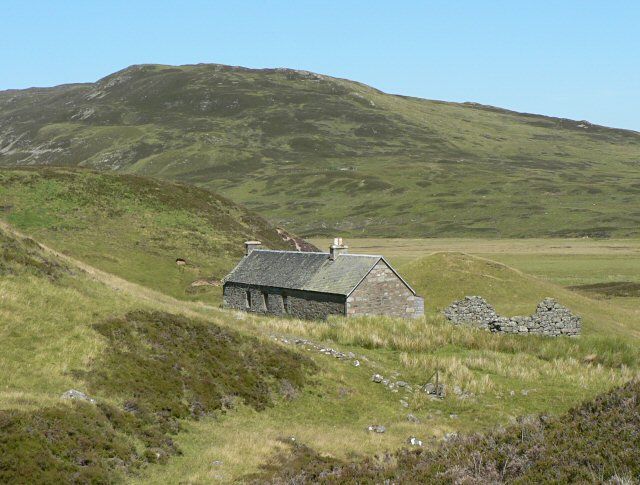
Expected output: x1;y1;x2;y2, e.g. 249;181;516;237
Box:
223;283;345;320
346;260;423;319
443;296;581;336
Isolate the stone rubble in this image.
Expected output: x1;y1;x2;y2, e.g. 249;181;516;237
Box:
270;335;367;367
271;334;472;405
443;296;581;336
367;424;386;433
422;382;446;399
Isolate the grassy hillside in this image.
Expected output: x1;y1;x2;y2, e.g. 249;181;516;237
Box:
1;218;638;482
0;224;314;482
2;63;640;238
0;167;296;303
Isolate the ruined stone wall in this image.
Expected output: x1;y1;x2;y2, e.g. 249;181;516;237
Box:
223;283;345;320
347;261;423;319
443;296;581;336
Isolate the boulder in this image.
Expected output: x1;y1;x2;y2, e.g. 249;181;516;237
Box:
60;389;96;404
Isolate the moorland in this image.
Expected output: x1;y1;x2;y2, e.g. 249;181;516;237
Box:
0;63;639;483
0;168;637;483
1;63;640;238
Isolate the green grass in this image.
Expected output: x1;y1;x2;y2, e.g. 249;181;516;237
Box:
0;167;293;305
0;188;639;482
1;63;640;238
248;378;640;484
0;226;314;483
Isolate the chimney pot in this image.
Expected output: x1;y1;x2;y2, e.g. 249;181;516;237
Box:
244;241;262;256
329;238;348;260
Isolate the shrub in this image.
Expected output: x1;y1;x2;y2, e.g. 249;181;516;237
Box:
76;310;315;420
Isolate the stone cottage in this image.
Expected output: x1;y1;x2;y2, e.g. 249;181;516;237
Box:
222;239;424;320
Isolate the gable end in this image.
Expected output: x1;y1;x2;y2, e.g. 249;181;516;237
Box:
347;257;416;297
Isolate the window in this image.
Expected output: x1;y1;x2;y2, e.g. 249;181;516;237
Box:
245;290;251;310
262;291;269;310
282;293;289;314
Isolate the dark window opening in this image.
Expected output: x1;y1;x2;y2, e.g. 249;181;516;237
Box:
245;290;251;310
262;291;269;309
282;293;289;313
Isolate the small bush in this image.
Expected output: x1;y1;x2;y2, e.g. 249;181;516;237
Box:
0;229;67;279
0;401;175;484
77;310;315;420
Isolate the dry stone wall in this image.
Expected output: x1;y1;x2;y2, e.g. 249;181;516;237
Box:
443;296;581;337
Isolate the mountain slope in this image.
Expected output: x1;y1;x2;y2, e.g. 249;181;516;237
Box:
0;167;299;303
1;63;640;237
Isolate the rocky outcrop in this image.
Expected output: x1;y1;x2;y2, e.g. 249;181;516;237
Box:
443;296;581;337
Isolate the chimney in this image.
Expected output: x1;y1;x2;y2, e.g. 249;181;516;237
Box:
244;240;262;256
329;237;348;260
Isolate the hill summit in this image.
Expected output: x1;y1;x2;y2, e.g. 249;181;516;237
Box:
1;63;640;237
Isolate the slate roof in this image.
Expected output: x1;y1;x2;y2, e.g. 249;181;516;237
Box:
222;250;416;296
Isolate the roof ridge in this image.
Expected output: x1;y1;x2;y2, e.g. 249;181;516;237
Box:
252;249;381;258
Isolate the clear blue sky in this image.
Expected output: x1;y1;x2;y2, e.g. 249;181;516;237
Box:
2;1;639;130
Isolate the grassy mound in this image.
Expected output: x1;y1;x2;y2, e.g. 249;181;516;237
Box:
0;167;293;303
400;252;640;338
248;379;640;483
2;63;640;238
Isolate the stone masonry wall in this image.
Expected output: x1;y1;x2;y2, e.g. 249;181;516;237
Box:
223;283;345;320
443;296;581;336
347;261;423;319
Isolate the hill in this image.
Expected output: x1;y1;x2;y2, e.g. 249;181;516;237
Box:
1;63;640;238
399;252;640;338
0;167;301;303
